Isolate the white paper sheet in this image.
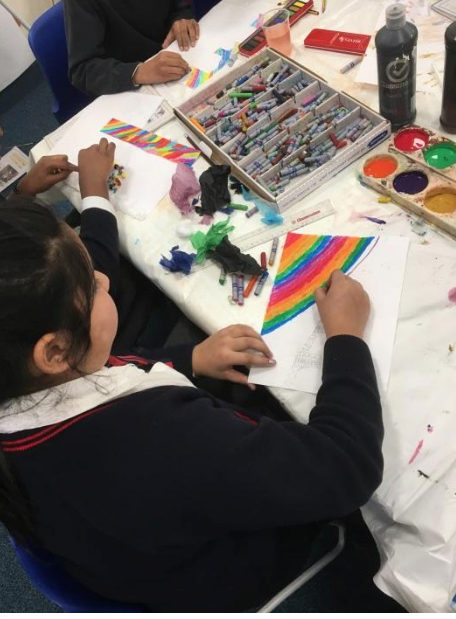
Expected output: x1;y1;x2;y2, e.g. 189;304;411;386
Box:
249;235;409;395
196;0;267;51
0;4;34;92
166;39;225;73
100;141;176;220
47;94;176;220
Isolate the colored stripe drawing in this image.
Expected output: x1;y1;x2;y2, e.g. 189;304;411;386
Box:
185;67;214;89
261;233;377;335
250;14;263;28
101;119;200;166
185;47;235;89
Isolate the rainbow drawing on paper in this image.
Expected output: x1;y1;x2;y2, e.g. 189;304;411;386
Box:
101;119;200;166
185;67;214;89
184;47;236;89
261;233;377;335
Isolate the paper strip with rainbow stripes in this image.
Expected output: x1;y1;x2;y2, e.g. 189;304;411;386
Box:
261;233;377;335
101;119;200;166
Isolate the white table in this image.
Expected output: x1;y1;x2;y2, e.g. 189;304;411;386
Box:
31;0;456;612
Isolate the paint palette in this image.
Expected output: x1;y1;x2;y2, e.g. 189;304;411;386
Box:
390;125;456;185
238;0;314;57
359;151;456;239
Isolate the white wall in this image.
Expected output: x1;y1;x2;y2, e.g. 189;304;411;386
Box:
0;3;34;90
1;0;56;29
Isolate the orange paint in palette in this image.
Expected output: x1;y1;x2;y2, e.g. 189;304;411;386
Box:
363;155;398;179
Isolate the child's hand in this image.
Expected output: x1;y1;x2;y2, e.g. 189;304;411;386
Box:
162;19;200;51
78;138;116;199
192;325;276;390
315;270;371;340
134;52;190;85
16;155;78;196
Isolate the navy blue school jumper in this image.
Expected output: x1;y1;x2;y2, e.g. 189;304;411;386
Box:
63;0;194;95
0;204;384;612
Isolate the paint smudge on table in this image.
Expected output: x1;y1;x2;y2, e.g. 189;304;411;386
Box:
408;439;424;464
410;219;427;236
448;287;456;304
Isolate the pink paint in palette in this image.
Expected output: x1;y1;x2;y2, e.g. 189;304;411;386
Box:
101;119;200;166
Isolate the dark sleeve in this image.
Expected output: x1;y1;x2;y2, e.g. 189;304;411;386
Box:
79;208;120;297
133;343;195;380
69;335;383;547
167;0;194;27
167;335;384;529
63;0;146;96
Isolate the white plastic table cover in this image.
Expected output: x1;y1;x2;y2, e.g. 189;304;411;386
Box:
30;0;456;612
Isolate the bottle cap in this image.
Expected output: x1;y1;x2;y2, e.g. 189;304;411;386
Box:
386;4;406;30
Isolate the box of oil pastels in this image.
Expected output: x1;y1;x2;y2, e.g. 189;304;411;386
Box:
359;125;456;239
175;48;391;213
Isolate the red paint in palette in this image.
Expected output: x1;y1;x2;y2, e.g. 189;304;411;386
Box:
393;127;429;152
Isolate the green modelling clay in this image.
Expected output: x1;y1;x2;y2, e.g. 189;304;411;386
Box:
190;219;235;263
423;142;456;170
229;203;249;211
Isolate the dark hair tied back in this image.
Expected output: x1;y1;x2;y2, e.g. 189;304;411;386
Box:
0;197;94;543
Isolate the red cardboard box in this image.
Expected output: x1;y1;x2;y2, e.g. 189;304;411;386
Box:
304;29;371;55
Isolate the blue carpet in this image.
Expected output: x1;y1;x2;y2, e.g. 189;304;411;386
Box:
0;62;58;157
0;61;406;614
0;525;61;613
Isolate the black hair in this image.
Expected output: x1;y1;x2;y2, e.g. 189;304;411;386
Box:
0;197;95;543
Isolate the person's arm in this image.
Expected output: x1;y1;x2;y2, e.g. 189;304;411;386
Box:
63;0;151;95
79;200;119;297
172;334;383;529
167;0;194;26
134;324;276;384
163;0;199;51
162;272;382;525
14;156;78;197
76;139;120;296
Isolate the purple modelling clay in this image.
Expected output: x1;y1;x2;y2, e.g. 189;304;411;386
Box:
169;163;200;215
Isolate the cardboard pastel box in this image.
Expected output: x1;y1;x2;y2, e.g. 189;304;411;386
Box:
175;48;391;212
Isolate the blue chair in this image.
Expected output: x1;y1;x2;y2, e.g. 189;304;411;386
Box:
192;0;221;20
27;3;92;125
11;522;345;613
257;522;346;612
10;538;144;612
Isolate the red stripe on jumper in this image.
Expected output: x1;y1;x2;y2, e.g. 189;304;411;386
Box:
234;412;258;426
1;400;121;453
